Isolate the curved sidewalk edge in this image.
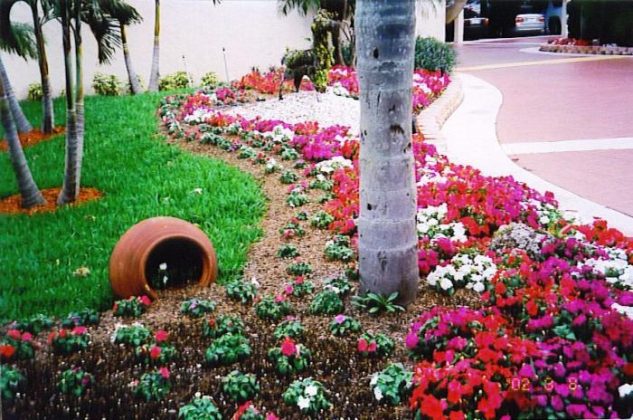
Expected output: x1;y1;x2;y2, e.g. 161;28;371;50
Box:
441;73;633;236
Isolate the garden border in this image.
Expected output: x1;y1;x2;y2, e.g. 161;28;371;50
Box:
414;75;464;153
539;44;633;55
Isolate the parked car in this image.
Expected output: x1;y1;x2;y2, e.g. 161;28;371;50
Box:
446;8;490;41
513;12;546;35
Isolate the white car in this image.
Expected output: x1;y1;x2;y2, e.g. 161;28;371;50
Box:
513;13;545;35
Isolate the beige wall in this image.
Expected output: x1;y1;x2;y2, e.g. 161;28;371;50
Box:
4;0;446;99
4;0;314;98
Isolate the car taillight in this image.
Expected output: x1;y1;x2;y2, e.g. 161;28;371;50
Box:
516;16;524;23
538;16;545;22
483;18;489;26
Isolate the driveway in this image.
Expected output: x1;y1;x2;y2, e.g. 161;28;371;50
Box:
453;36;633;219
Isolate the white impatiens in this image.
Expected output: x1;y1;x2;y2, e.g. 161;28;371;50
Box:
263;124;295;144
416;204;467;243
426;252;497;295
183;107;214;124
315;156;354;175
582;247;633;290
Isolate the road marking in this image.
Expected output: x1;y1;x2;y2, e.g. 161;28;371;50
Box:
503;137;633;155
456;55;628;71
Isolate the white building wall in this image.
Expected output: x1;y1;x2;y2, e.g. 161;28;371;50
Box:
3;0;447;99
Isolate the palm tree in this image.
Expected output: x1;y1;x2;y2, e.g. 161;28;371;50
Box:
97;0;142;94
0;53;45;208
356;0;418;305
56;0;121;204
0;22;34;134
0;0;56;134
147;0;160;92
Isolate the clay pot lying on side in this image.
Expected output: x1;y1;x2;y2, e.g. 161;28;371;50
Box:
109;216;218;300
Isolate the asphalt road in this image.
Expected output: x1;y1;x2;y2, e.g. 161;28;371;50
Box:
454;36;633;218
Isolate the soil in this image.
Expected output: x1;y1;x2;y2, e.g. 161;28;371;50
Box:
0;126;65;151
0;187;102;216
1;97;479;419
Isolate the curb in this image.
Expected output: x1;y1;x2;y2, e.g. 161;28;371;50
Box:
540;44;633;56
415;76;464;153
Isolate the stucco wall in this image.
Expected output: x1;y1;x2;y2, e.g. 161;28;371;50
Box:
3;0;314;98
3;0;446;99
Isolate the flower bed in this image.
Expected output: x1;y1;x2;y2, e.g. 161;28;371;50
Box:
540;38;633;55
2;68;632;419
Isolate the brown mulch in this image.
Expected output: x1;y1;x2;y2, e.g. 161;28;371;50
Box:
0;126;65;151
0;187;102;215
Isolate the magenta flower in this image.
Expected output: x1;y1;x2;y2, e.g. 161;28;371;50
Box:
406;332;420;350
334;314;346;324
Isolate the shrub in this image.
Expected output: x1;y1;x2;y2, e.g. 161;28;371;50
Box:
222;370;259;403
370;363;413;405
92;73;122;96
310;290;344;315
1;366;25;401
58;368;94;397
200;71;220;88
204;333;251;366
179;394;222;420
27;83;43;102
274;319;304;340
414;37;456;74
133;368;171;401
226;281;258;304
159;71;191;91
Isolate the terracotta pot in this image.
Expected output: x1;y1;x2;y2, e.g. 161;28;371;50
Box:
109;217;218;300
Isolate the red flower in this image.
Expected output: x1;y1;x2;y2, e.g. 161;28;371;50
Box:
21;332;33;342
0;344;16;360
294;276;304;285
150;346;162;360
154;330;169;343
367;341;377;353
7;329;21;340
449;411;465;420
357;338;368;353
420;395;445;420
140;295;152;307
280;337;297;357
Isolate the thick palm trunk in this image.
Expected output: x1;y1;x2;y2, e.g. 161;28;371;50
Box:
0;71;45;208
57;0;81;205
121;24;140;95
0;53;32;134
356;0;418;305
31;3;54;134
147;0;160;92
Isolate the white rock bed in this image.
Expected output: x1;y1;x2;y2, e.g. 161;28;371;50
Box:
227;90;361;134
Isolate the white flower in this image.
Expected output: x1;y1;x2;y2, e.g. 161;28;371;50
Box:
194;392;201;399
192;188;203;195
305;384;318;397
250;277;260;288
297;396;311;410
611;303;633;320
619;383;633;398
473;282;485;293
373;386;383;401
539;215;550;225
370;373;379;387
439;277;453;291
159;263;168;271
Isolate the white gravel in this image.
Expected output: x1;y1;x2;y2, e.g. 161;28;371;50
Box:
227;90;361;134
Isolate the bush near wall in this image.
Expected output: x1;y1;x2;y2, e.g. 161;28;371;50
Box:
568;0;633;47
414;37;456;74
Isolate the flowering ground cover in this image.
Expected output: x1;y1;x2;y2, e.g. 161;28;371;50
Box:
2;67;632;418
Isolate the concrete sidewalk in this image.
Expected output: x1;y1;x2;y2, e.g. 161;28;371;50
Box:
442;73;633;236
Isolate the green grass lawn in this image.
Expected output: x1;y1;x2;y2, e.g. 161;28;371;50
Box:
0;93;266;323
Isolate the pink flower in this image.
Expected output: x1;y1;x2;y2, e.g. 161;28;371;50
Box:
284;284;294;295
72;326;87;335
405;332;420;349
280;337;297;357
155;330;169;343
275;294;286;303
7;329;21;340
159;367;170;379
265;414;280;420
140;295;152;306
334;314;346;324
21;332;33;342
294;276;304;285
367;341;377;353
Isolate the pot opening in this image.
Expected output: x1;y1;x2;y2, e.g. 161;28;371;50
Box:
145;238;205;290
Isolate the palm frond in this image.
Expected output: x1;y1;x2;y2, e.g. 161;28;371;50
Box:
0;21;37;59
278;0;321;16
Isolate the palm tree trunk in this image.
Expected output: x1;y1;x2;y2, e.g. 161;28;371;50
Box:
57;0;81;205
356;0;418;305
147;0;160;92
0;52;32;134
31;2;54;134
121;24;140;95
0;64;45;208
